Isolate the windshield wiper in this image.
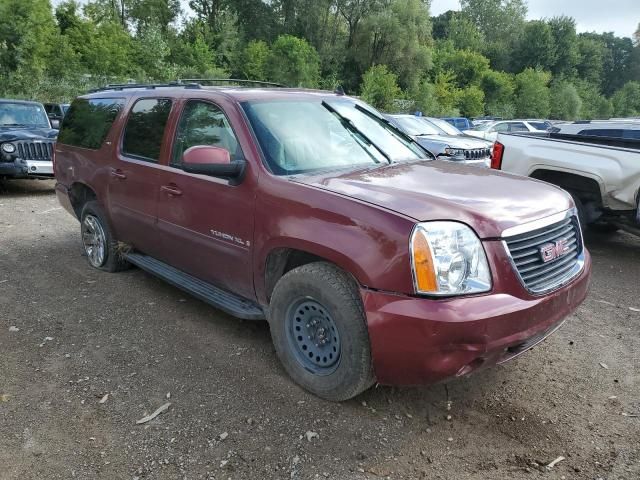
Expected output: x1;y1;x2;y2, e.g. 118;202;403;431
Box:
0;123;30;127
321;101;390;164
353;105;435;160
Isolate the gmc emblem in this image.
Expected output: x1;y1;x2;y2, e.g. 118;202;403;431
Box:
540;239;570;263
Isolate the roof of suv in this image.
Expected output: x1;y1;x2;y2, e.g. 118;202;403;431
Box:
81;86;346;103
0;98;44;106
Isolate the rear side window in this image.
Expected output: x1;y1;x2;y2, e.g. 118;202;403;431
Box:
122;98;172;162
578;128;624;138
622;129;640;140
58;98;125;149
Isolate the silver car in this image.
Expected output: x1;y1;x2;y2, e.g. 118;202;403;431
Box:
386;114;493;167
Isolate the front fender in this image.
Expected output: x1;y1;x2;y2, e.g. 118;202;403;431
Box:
253;178;416;304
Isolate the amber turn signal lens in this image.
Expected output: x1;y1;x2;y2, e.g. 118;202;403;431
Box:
412;230;438;293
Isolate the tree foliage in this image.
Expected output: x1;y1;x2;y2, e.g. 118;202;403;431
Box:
0;0;638;120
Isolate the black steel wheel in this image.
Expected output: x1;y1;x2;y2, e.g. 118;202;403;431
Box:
269;262;375;401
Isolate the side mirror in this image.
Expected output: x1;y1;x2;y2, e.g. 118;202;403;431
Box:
50;119;60;129
182;145;245;180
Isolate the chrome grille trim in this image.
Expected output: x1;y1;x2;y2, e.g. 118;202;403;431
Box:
15;140;54;161
463;148;491;160
503;209;584;294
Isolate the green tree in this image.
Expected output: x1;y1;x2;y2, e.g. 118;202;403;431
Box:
349;0;431;91
0;0;56;75
240;40;270;81
433;70;461;115
457;85;485;117
360;64;401;111
514;68;551;118
480;69;515;117
448;14;485;52
433;43;490;87
548;16;579;78
513;21;557;72
612;81;640;117
460;0;527;70
266;34;320;87
576;36;606;87
549;81;582;120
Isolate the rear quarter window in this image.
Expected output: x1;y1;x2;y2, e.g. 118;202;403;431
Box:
122;98;172;162
58;98;125;149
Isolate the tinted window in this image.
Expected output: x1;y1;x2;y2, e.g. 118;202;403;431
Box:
508;122;528;132
58;98;124;149
172;101;242;167
622;129;640;140
122;98;172;162
578;129;624;138
528;121;548;130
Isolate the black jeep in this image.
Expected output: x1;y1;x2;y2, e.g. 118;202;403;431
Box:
0;99;57;179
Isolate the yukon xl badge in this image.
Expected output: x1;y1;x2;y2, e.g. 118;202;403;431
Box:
540;239;569;263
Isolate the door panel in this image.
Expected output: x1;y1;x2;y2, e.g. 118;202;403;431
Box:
107;97;173;258
156;99;255;299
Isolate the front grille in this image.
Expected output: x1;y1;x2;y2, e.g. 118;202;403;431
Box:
16;140;54;161
504;215;583;293
464;148;491;160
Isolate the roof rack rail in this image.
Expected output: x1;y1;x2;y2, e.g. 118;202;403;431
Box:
178;78;287;88
88;82;202;93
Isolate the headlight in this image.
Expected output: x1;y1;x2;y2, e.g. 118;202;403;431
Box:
1;143;16;154
444;147;465;158
410;222;491;296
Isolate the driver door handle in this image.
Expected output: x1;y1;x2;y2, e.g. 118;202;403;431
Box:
161;184;183;196
110;168;126;179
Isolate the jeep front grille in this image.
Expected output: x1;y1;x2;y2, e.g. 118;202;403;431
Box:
504;214;583;294
464;148;491;160
16;141;54;161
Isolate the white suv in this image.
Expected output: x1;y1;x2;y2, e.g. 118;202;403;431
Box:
464;120;549;141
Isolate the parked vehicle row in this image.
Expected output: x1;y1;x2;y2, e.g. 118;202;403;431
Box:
385;114;493;166
52;83;591;401
464;119;551;141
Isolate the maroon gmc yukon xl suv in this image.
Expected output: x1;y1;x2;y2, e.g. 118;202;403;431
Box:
54;83;591;400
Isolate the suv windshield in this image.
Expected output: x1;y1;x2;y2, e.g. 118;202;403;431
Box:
243;99;425;175
423;117;462;136
390;116;441;136
0;103;49;128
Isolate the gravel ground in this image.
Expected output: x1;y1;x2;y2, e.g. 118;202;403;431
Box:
1;179;639;480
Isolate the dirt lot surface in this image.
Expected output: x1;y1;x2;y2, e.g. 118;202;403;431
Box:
1;179;638;480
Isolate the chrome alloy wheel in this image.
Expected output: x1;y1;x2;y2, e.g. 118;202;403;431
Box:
82;214;107;268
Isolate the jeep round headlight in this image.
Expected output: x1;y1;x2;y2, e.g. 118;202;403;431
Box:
1;143;16;153
410;222;491;295
444;147;465;158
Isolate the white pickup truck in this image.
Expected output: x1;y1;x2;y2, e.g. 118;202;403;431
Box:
491;132;640;236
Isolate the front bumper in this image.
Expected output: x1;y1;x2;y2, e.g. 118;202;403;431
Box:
0;158;53;178
362;249;591;385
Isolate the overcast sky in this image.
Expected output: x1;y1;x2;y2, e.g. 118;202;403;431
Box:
431;0;639;37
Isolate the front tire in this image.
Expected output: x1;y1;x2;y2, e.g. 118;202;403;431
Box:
80;200;129;272
269;262;375;401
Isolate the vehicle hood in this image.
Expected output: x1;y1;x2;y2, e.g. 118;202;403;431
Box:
293;161;573;239
0;128;57;142
414;134;491;149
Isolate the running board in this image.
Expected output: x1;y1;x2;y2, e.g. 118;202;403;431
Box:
125;253;265;320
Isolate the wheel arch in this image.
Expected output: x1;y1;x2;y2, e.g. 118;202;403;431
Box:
262;244;367;304
68;182;98;219
530;169;604;208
